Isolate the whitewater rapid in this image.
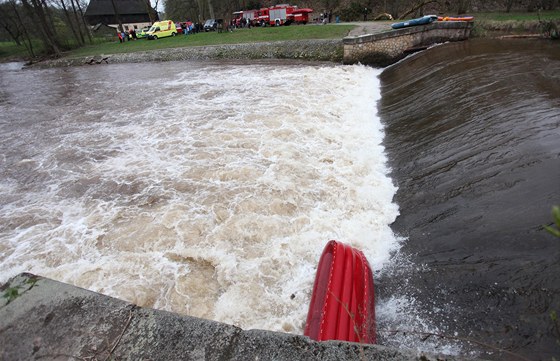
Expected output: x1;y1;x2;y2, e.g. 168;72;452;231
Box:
0;61;400;334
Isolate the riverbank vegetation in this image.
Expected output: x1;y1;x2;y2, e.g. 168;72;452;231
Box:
1;0;559;62
471;9;560;37
64;25;353;59
544;206;560;238
162;0;560;23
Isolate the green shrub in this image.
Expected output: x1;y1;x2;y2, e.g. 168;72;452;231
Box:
544;206;560;237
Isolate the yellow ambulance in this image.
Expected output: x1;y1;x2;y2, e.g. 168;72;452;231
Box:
146;20;177;39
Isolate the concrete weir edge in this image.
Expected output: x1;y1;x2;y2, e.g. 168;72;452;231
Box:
0;273;485;361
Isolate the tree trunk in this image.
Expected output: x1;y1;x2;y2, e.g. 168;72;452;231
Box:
69;0;86;44
40;0;59;38
390;0;402;19
0;18;22;45
7;0;35;57
59;0;83;46
153;0;160;20
196;0;205;22
109;0;124;32
506;0;515;12
0;4;23;45
399;0;439;19
144;0;156;23
21;0;61;57
73;0;93;43
207;0;215;19
3;26;23;46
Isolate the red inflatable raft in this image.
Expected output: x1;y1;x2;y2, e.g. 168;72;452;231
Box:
437;16;474;22
304;240;376;344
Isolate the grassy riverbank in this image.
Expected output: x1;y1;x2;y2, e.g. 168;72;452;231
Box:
1;10;558;62
471;10;560;37
69;25;353;58
0;25;354;62
472;10;560;21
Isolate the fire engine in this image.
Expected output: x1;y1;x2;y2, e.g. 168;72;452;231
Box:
233;4;313;27
232;9;259;27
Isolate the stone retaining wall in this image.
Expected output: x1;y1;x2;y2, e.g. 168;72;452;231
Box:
343;21;474;67
32;39;343;68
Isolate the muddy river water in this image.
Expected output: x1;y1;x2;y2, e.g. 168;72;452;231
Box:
0;38;558;360
378;39;560;360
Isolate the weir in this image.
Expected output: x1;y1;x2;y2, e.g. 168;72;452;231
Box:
343;21;474;67
0;273;480;360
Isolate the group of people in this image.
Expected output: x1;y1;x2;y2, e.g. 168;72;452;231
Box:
231;17;254;29
317;11;334;24
117;28;137;43
179;21;201;34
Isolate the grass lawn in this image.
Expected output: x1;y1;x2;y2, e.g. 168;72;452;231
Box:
64;25;354;59
469;10;560;36
0;41;41;61
472;10;560;21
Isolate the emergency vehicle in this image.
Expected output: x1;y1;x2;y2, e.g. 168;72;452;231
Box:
232;9;259;27
234;5;313;27
146;20;177;39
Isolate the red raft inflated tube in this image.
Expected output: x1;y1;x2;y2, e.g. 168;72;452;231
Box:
304;240;376;344
437;16;474;22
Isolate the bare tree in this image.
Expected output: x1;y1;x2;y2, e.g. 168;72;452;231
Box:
143;0;156;23
58;0;83;45
109;0;124;31
0;17;21;46
9;0;36;56
75;0;93;43
399;0;440;19
20;0;62;56
41;0;59;38
68;0;86;44
196;0;205;21
152;0;160;16
207;0;215;19
1;1;23;46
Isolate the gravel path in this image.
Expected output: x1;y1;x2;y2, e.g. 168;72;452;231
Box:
340;21;393;37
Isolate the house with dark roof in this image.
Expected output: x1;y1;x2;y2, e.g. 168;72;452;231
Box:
84;0;158;30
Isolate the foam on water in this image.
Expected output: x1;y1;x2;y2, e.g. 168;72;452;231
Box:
1;62;403;335
0;62;25;72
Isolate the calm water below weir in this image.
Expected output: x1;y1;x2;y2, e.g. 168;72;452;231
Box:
378;39;560;360
0;38;558;360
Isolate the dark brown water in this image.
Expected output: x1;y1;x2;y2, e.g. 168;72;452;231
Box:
378;39;560;360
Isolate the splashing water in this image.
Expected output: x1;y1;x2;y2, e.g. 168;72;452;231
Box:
0;61;403;335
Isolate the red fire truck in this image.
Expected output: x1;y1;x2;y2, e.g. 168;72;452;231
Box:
232;9;259;27
233;5;313;27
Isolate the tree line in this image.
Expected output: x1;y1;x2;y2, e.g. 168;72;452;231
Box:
1;0;557;59
0;0;94;58
163;0;558;22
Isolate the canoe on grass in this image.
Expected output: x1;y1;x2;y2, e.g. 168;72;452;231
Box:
391;15;438;29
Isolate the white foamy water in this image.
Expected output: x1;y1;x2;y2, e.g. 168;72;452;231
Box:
0;61;401;334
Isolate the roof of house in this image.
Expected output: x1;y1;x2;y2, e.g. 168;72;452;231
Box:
85;0;151;16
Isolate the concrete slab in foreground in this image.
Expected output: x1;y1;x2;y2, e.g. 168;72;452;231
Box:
1;273;478;360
